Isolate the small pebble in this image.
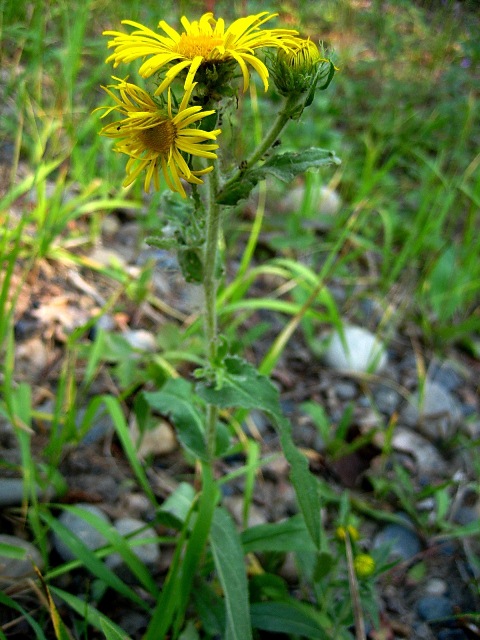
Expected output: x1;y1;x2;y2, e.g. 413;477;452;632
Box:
429;361;464;391
335;381;358;401
402;380;462;439
417;595;453;622
0;534;44;583
374;384;401;414
106;517;160;570
130;419;177;458
324;325;387;374
437;629;468;640
53;504;110;562
224;496;267;528
424;578;448;597
373;519;422;562
123;329;157;352
392;427;448;476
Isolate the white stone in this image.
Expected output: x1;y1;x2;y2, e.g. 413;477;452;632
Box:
130;419;177;458
122;329;157;352
324;325;387;374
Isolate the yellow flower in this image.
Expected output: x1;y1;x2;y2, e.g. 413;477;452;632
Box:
336;525;360;542
96;78;221;197
353;554;376;578
103;12;299;94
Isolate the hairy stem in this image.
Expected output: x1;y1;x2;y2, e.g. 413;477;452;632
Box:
220;93;301;196
203;162;222;459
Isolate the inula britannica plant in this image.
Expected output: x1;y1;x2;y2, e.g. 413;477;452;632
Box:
96;10;339;638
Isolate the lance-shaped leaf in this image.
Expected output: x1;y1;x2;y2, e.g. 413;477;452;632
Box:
196;356;322;548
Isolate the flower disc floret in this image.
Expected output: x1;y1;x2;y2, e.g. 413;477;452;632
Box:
104;12;299;94
96;78;221;197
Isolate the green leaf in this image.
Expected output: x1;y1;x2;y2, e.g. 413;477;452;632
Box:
50;587;130;639
241;515;315;554
260;147;341;184
216;173;258;206
197;357;322;549
196;356;281;416
178;247;204;283
100;618;131;640
158;482;196;528
39;511;148;610
143;379;207;459
250;601;331;639
0;591;48;639
210;507;253;640
0;541;28;560
217;148;340;205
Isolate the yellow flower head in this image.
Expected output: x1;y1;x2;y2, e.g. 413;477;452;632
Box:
103;12;299;94
335;525;360;542
353;554;376;578
96;78;221;197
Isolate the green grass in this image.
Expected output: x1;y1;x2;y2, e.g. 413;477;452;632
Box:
0;0;479;638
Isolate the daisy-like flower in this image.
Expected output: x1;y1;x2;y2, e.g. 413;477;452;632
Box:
97;78;221;197
103;12;299;94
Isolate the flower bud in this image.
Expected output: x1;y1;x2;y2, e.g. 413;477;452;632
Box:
335;525;360;542
271;38;327;96
353;554;376;578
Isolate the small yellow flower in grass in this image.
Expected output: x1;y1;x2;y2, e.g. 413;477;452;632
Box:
97;78;221;197
336;525;360;542
353;554;376;578
103;12;299;94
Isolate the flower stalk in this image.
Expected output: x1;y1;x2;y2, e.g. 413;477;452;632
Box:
219;92;302;199
203;162;222;458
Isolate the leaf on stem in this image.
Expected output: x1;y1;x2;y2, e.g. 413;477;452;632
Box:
217;148;341;205
196;356;322;548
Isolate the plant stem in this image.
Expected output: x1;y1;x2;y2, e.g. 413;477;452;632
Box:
219;93;300;197
203;162;222;459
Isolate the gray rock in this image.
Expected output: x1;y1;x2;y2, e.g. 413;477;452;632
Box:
324;325;387;374
106;517;160;569
373;519;422;561
402;380;463;439
54;504;110;562
391;427;448;476
0;534;44;583
0;478;56;507
417;595;453;622
373;384;401;414
0;478;29;507
335;381;358;401
76;406;115;445
429;360;464;391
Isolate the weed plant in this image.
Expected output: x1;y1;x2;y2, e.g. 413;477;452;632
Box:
0;1;479;639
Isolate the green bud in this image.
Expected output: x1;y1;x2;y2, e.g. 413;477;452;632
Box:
271;38;328;97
